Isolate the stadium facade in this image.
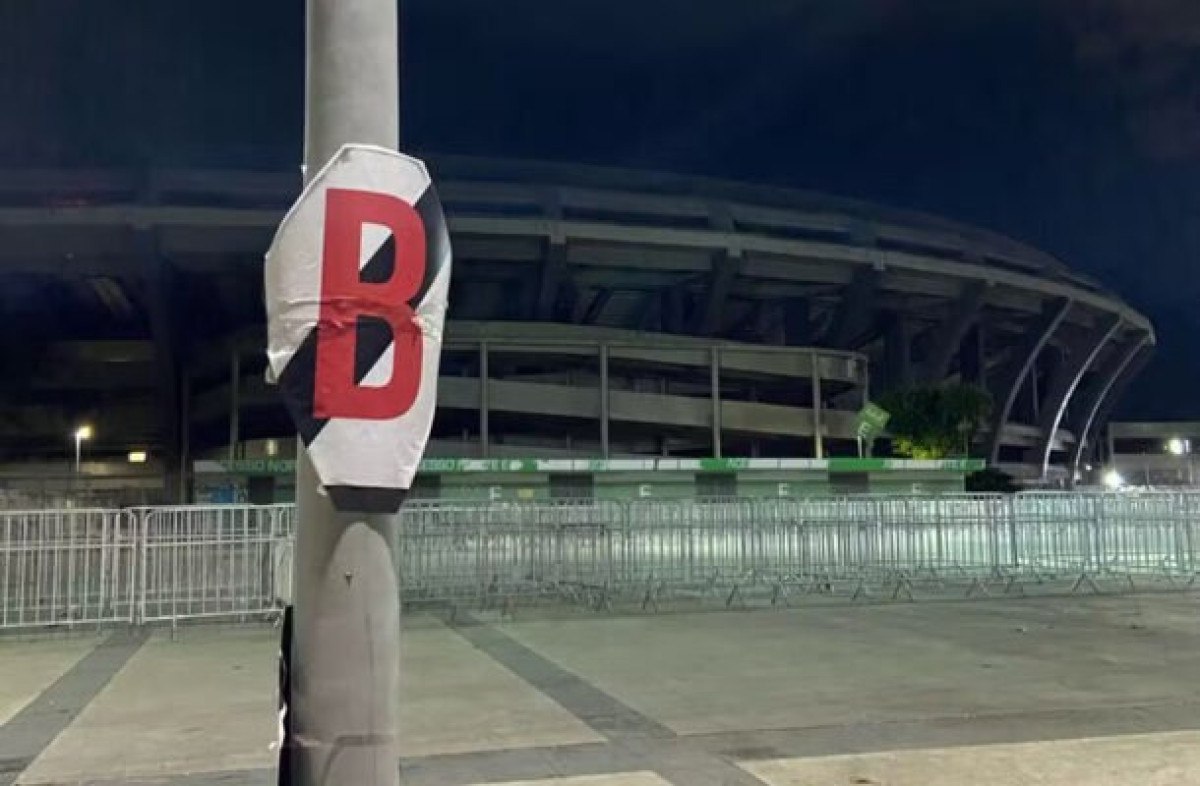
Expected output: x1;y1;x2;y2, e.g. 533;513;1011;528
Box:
0;157;1154;497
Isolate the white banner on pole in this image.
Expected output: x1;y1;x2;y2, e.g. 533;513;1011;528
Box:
265;144;451;512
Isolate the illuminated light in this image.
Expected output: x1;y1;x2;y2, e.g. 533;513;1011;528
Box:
1103;469;1124;489
1168;438;1189;456
72;425;93;474
127;450;148;464
265;439;279;457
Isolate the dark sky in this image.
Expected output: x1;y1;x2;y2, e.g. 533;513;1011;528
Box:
2;0;1198;418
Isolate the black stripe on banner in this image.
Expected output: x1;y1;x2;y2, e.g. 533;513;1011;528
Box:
355;316;394;384
275;329;325;446
415;184;450;298
326;485;408;514
360;232;395;284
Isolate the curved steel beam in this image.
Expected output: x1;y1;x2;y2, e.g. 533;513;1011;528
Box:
1081;348;1155;473
1035;315;1122;478
1068;338;1153;477
695;204;741;336
780;298;812;345
921;281;987;382
987;297;1072;464
823;266;881;349
959;325;985;385
881;312;913;394
535;241;568;320
695;249;741;336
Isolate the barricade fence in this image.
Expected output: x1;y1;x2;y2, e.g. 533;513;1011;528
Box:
0;508;137;629
3;493;1199;630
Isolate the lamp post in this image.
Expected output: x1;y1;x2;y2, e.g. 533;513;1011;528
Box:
286;2;404;785
73;425;93;474
1167;437;1193;486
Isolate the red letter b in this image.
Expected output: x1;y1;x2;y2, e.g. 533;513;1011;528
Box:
313;188;426;420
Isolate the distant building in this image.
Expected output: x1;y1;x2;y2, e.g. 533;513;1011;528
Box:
1105;422;1199;488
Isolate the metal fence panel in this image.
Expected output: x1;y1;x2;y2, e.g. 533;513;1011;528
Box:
137;504;292;624
0;509;135;630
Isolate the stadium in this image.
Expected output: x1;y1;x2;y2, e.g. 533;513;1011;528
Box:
0;156;1154;499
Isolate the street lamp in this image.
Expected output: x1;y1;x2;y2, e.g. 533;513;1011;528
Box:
1167;437;1193;485
73;425;93;474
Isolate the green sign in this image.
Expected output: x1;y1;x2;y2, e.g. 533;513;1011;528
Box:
216;459;297;476
698;457;751;472
828;458;985;473
198;455;981;476
419;458;539;473
856;402;891;440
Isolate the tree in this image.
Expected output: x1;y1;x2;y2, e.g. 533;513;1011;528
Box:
879;383;992;459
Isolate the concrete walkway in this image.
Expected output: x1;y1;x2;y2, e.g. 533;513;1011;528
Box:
2;594;1200;785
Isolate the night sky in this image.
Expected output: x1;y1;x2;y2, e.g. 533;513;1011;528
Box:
1;0;1197;418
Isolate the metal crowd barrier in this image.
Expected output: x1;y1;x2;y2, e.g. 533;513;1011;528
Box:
3;492;1200;631
136;504;295;624
0;508;136;629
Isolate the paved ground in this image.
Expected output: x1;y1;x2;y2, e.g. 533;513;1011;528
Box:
2;594;1200;785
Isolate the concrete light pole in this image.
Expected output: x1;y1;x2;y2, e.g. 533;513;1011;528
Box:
286;1;403;784
73;424;92;474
